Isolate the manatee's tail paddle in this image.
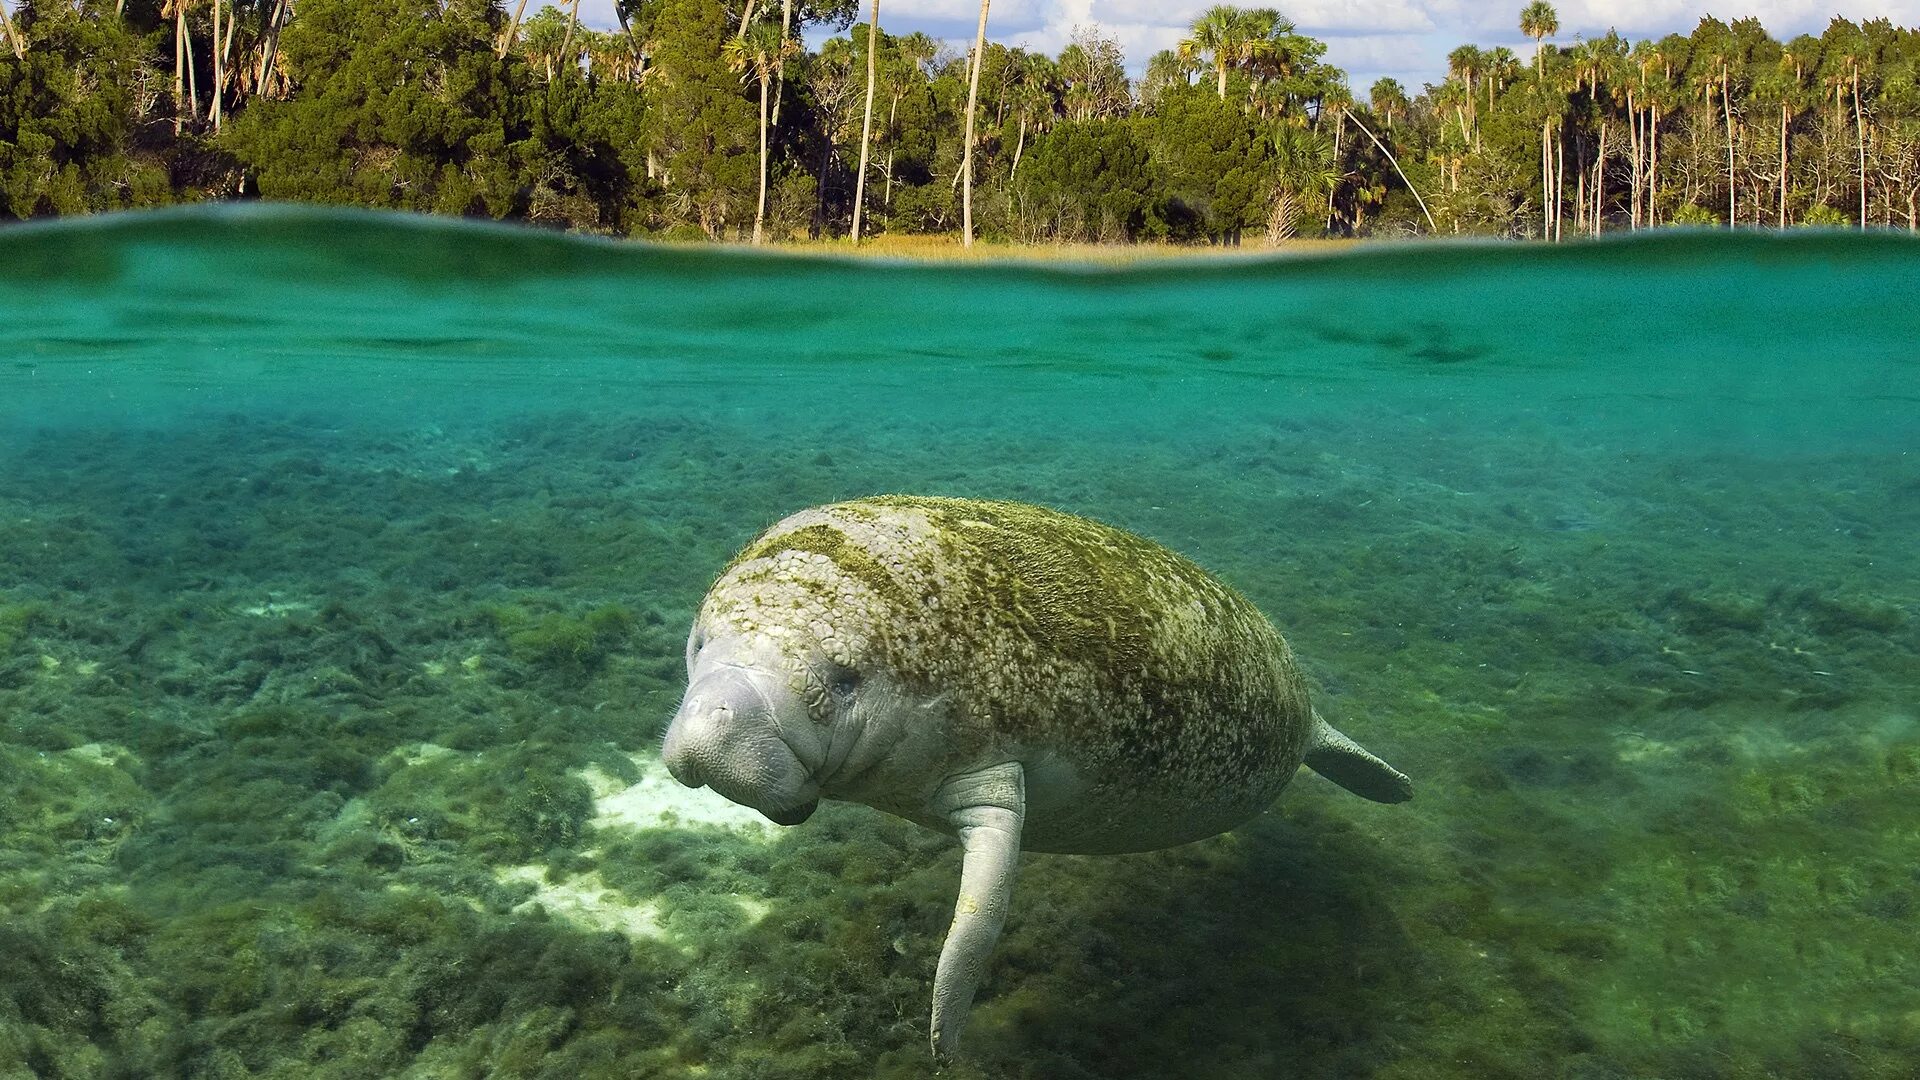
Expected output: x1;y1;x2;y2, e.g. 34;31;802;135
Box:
1303;710;1413;803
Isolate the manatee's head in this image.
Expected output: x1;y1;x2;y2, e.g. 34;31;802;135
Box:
661;634;829;825
661;549;892;826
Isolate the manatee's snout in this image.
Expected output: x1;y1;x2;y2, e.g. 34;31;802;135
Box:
662;664;819;826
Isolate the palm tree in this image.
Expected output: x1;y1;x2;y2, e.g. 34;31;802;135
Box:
520;8;576;80
209;0;224;131
1520;2;1557;77
1825;41;1875;228
1180;6;1237;99
1006;53;1057;174
1447;45;1482;138
1265;124;1337;242
1527;73;1569;240
1769;37;1819;226
1573;32;1627;235
851;0;880;243
1370;77;1408;130
165;0;201;134
1245;18;1314;117
1625;40;1657;227
1643;35;1687;226
883;33;937;204
724;20;796;244
1485;47;1521;111
1179;5;1285;101
257;0;292;98
1141;48;1199;111
1689;34;1741;226
960;0;990;247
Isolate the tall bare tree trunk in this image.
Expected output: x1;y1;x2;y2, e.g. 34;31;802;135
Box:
183;10;200;125
0;1;22;61
210;0;224;130
851;0;880;243
561;0;581;72
1854;65;1867;229
1650;104;1661;226
884;93;901;205
498;0;529;58
1542;119;1552;238
1629;93;1642;229
1593;121;1607;236
614;3;644;80
1555;131;1564;240
753;69;770;244
1778;101;1789;226
1326;113;1343;233
172;5;187;133
1723;75;1735;227
771;0;793;131
960;0;990;247
259;0;288;96
1575;150;1586;235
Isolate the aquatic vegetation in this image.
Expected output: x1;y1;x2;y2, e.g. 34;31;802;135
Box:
0;403;1914;1077
493;604;639;674
0;602;46;654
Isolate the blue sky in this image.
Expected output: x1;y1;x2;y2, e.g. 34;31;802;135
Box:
576;1;1920;95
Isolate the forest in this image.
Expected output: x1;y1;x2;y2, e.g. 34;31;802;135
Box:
3;0;1920;243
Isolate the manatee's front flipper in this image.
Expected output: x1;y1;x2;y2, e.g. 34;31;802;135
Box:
1304;710;1413;803
929;761;1026;1063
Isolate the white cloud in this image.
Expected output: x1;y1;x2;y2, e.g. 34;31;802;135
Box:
575;1;1920;98
1287;0;1437;35
1090;0;1431;33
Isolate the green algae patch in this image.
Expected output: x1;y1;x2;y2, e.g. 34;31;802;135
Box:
368;744;598;863
0;743;150;912
491;604;638;673
0;602;47;654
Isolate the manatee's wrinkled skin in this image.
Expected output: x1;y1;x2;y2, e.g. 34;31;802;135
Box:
661;496;1412;1060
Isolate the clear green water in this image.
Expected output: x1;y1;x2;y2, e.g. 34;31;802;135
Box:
2;206;1916;1078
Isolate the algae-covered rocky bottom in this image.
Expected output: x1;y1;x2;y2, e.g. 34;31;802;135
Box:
1;403;1916;1079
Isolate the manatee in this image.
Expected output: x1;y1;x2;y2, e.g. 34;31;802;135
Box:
661;495;1412;1059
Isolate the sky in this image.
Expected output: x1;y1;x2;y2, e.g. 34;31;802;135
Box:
574;1;1920;95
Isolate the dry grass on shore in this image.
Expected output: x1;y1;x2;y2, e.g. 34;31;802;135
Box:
766;232;1356;263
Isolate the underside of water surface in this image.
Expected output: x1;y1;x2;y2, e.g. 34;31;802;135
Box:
1;207;1917;1078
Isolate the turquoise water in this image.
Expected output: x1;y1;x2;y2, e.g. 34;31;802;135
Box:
2;206;1917;1077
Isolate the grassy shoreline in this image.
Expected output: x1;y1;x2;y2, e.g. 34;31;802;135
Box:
765;233;1363;263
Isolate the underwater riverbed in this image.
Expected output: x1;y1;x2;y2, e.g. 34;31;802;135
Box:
1;207;1917;1078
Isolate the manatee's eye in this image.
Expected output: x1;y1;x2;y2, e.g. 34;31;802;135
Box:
830;672;861;697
